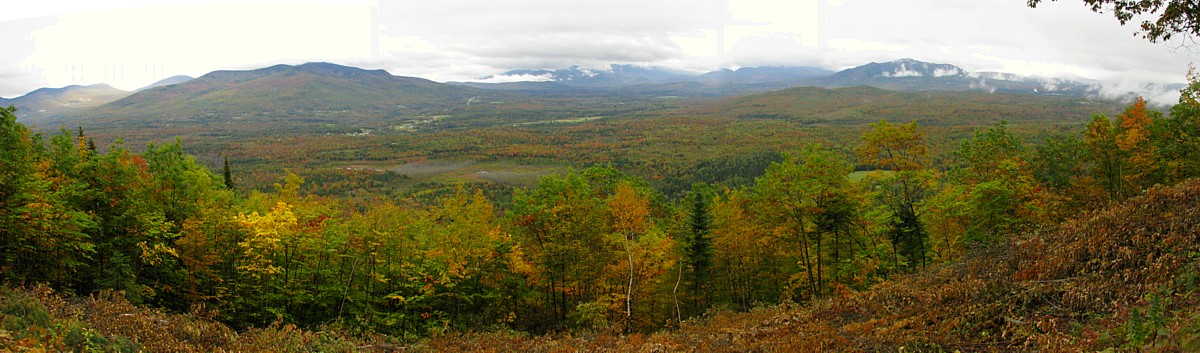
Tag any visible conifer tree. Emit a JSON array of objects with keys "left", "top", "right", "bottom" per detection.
[
  {"left": 685, "top": 183, "right": 712, "bottom": 313},
  {"left": 223, "top": 157, "right": 234, "bottom": 189}
]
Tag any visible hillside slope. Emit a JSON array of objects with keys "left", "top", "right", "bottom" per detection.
[
  {"left": 420, "top": 179, "right": 1200, "bottom": 352},
  {"left": 0, "top": 84, "right": 129, "bottom": 127}
]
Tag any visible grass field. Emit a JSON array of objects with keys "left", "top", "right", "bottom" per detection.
[
  {"left": 516, "top": 116, "right": 606, "bottom": 125},
  {"left": 848, "top": 170, "right": 895, "bottom": 182},
  {"left": 347, "top": 159, "right": 566, "bottom": 187}
]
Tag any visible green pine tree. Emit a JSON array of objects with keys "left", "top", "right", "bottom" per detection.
[{"left": 223, "top": 157, "right": 234, "bottom": 190}]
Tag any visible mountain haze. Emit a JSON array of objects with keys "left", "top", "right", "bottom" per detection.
[
  {"left": 697, "top": 66, "right": 833, "bottom": 86},
  {"left": 0, "top": 84, "right": 130, "bottom": 127},
  {"left": 471, "top": 64, "right": 835, "bottom": 95},
  {"left": 481, "top": 64, "right": 694, "bottom": 87},
  {"left": 135, "top": 75, "right": 194, "bottom": 92},
  {"left": 471, "top": 58, "right": 1177, "bottom": 102}
]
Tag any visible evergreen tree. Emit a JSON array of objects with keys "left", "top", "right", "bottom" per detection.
[
  {"left": 685, "top": 183, "right": 712, "bottom": 314},
  {"left": 223, "top": 157, "right": 234, "bottom": 190}
]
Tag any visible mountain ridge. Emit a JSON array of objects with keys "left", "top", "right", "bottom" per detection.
[
  {"left": 15, "top": 59, "right": 1184, "bottom": 128},
  {"left": 136, "top": 75, "right": 195, "bottom": 92},
  {"left": 60, "top": 62, "right": 487, "bottom": 126}
]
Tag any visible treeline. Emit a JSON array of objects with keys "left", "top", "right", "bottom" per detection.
[{"left": 1, "top": 74, "right": 1197, "bottom": 338}]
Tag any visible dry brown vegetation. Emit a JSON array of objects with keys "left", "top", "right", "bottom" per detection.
[
  {"left": 0, "top": 286, "right": 399, "bottom": 352},
  {"left": 415, "top": 179, "right": 1200, "bottom": 352}
]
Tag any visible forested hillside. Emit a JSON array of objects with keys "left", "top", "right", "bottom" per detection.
[{"left": 2, "top": 68, "right": 1198, "bottom": 351}]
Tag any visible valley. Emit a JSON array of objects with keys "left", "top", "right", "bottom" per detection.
[{"left": 5, "top": 60, "right": 1134, "bottom": 202}]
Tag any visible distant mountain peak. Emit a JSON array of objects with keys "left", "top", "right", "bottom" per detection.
[
  {"left": 815, "top": 59, "right": 1120, "bottom": 97},
  {"left": 22, "top": 83, "right": 115, "bottom": 97},
  {"left": 0, "top": 83, "right": 129, "bottom": 125},
  {"left": 137, "top": 75, "right": 194, "bottom": 92},
  {"left": 297, "top": 62, "right": 342, "bottom": 69},
  {"left": 196, "top": 62, "right": 394, "bottom": 83},
  {"left": 293, "top": 62, "right": 391, "bottom": 77},
  {"left": 849, "top": 59, "right": 967, "bottom": 79}
]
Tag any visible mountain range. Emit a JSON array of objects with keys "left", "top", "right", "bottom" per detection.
[
  {"left": 4, "top": 59, "right": 1183, "bottom": 127},
  {"left": 472, "top": 58, "right": 1183, "bottom": 99},
  {"left": 466, "top": 65, "right": 835, "bottom": 95}
]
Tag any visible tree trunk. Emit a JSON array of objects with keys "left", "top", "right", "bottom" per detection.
[
  {"left": 625, "top": 236, "right": 634, "bottom": 333},
  {"left": 798, "top": 225, "right": 817, "bottom": 299},
  {"left": 672, "top": 260, "right": 682, "bottom": 325}
]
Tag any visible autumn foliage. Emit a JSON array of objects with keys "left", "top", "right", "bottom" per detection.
[{"left": 416, "top": 179, "right": 1200, "bottom": 352}]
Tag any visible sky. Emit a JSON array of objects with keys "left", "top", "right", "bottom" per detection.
[{"left": 1, "top": 0, "right": 1195, "bottom": 100}]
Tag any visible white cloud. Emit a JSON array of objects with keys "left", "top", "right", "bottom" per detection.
[
  {"left": 969, "top": 78, "right": 997, "bottom": 94},
  {"left": 724, "top": 0, "right": 819, "bottom": 49},
  {"left": 671, "top": 29, "right": 723, "bottom": 58},
  {"left": 883, "top": 64, "right": 923, "bottom": 78},
  {"left": 828, "top": 39, "right": 908, "bottom": 52},
  {"left": 474, "top": 73, "right": 555, "bottom": 83},
  {"left": 13, "top": 1, "right": 372, "bottom": 93},
  {"left": 379, "top": 36, "right": 441, "bottom": 55},
  {"left": 932, "top": 67, "right": 962, "bottom": 77},
  {"left": 1097, "top": 80, "right": 1183, "bottom": 106},
  {"left": 969, "top": 53, "right": 1093, "bottom": 79}
]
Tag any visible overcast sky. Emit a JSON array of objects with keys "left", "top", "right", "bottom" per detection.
[{"left": 1, "top": 0, "right": 1194, "bottom": 99}]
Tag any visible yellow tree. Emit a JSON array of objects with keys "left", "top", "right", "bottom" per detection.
[
  {"left": 422, "top": 188, "right": 503, "bottom": 280},
  {"left": 175, "top": 193, "right": 241, "bottom": 305},
  {"left": 508, "top": 170, "right": 615, "bottom": 330},
  {"left": 1083, "top": 97, "right": 1164, "bottom": 203},
  {"left": 855, "top": 120, "right": 929, "bottom": 173},
  {"left": 609, "top": 183, "right": 650, "bottom": 332},
  {"left": 235, "top": 201, "right": 296, "bottom": 279},
  {"left": 409, "top": 187, "right": 515, "bottom": 329},
  {"left": 708, "top": 189, "right": 783, "bottom": 308}
]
